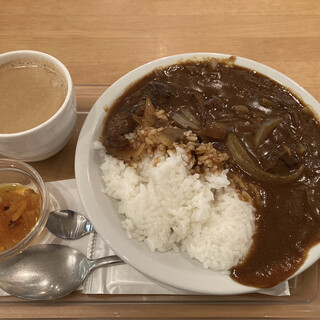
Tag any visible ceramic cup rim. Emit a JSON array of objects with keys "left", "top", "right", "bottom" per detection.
[{"left": 0, "top": 50, "right": 73, "bottom": 137}]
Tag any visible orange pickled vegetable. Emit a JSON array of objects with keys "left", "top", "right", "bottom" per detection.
[{"left": 0, "top": 184, "right": 41, "bottom": 252}]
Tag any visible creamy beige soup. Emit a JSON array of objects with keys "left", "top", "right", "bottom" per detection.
[{"left": 0, "top": 58, "right": 67, "bottom": 134}]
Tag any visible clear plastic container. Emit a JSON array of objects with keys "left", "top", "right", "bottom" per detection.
[{"left": 0, "top": 158, "right": 49, "bottom": 261}]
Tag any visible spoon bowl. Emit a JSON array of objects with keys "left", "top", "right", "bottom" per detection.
[
  {"left": 0, "top": 244, "right": 123, "bottom": 300},
  {"left": 46, "top": 209, "right": 95, "bottom": 239}
]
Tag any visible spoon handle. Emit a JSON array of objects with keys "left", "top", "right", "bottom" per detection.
[{"left": 89, "top": 255, "right": 124, "bottom": 271}]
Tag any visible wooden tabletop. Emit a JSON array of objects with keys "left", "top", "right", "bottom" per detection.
[
  {"left": 1, "top": 0, "right": 320, "bottom": 318},
  {"left": 1, "top": 0, "right": 320, "bottom": 99}
]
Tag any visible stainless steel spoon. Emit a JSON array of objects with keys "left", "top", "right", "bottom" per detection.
[
  {"left": 46, "top": 209, "right": 95, "bottom": 239},
  {"left": 0, "top": 244, "right": 124, "bottom": 300}
]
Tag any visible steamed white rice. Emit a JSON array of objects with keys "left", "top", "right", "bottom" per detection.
[{"left": 96, "top": 143, "right": 255, "bottom": 271}]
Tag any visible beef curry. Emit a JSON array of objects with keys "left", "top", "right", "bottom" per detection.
[{"left": 101, "top": 58, "right": 320, "bottom": 288}]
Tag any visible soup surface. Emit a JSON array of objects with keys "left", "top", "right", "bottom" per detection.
[
  {"left": 101, "top": 58, "right": 320, "bottom": 288},
  {"left": 0, "top": 58, "right": 67, "bottom": 134}
]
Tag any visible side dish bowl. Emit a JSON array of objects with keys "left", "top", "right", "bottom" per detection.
[
  {"left": 0, "top": 159, "right": 49, "bottom": 261},
  {"left": 75, "top": 53, "right": 320, "bottom": 294}
]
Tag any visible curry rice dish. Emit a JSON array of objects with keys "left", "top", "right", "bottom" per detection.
[{"left": 99, "top": 58, "right": 320, "bottom": 288}]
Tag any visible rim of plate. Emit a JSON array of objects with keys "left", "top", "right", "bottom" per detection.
[{"left": 75, "top": 52, "right": 320, "bottom": 294}]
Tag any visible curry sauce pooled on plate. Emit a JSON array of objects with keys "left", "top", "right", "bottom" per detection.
[{"left": 100, "top": 57, "right": 320, "bottom": 288}]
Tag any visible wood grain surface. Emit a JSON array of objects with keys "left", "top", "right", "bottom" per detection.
[
  {"left": 1, "top": 0, "right": 320, "bottom": 318},
  {"left": 1, "top": 0, "right": 319, "bottom": 100}
]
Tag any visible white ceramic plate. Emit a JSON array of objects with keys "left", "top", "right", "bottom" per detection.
[{"left": 75, "top": 53, "right": 320, "bottom": 294}]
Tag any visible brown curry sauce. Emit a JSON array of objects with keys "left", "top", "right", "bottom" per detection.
[{"left": 101, "top": 59, "right": 320, "bottom": 288}]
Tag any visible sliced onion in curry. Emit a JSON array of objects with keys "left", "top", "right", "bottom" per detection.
[
  {"left": 142, "top": 97, "right": 157, "bottom": 127},
  {"left": 180, "top": 108, "right": 201, "bottom": 128},
  {"left": 253, "top": 117, "right": 282, "bottom": 147},
  {"left": 226, "top": 133, "right": 304, "bottom": 184},
  {"left": 171, "top": 112, "right": 200, "bottom": 130},
  {"left": 133, "top": 114, "right": 143, "bottom": 125}
]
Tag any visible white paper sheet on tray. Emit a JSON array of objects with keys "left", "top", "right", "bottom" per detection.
[{"left": 0, "top": 179, "right": 289, "bottom": 296}]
